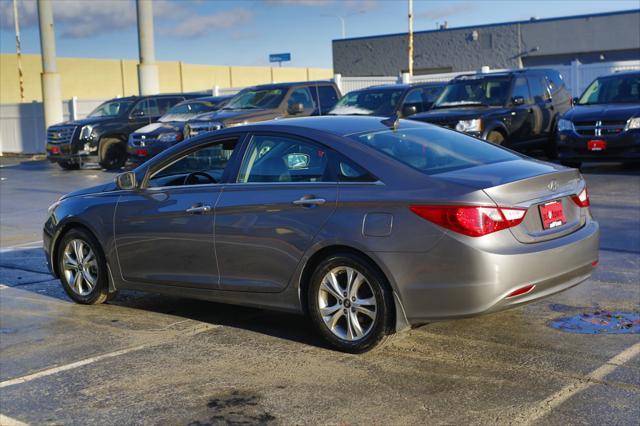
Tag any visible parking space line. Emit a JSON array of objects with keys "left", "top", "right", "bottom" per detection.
[
  {"left": 516, "top": 342, "right": 640, "bottom": 424},
  {"left": 0, "top": 413, "right": 29, "bottom": 426},
  {"left": 0, "top": 241, "right": 43, "bottom": 253},
  {"left": 0, "top": 324, "right": 219, "bottom": 389}
]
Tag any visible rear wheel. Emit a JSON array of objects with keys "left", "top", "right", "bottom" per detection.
[
  {"left": 308, "top": 253, "right": 394, "bottom": 353},
  {"left": 486, "top": 130, "right": 505, "bottom": 145},
  {"left": 58, "top": 160, "right": 79, "bottom": 170},
  {"left": 99, "top": 138, "right": 127, "bottom": 170},
  {"left": 57, "top": 228, "right": 110, "bottom": 305}
]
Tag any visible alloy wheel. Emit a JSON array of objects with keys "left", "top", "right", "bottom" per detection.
[
  {"left": 317, "top": 266, "right": 377, "bottom": 341},
  {"left": 62, "top": 239, "right": 98, "bottom": 296}
]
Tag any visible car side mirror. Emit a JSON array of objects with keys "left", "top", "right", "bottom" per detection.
[
  {"left": 572, "top": 97, "right": 579, "bottom": 105},
  {"left": 402, "top": 105, "right": 418, "bottom": 117},
  {"left": 288, "top": 103, "right": 305, "bottom": 115},
  {"left": 511, "top": 96, "right": 525, "bottom": 106},
  {"left": 115, "top": 171, "right": 137, "bottom": 190}
]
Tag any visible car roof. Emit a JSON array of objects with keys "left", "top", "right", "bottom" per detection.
[
  {"left": 219, "top": 115, "right": 430, "bottom": 137},
  {"left": 244, "top": 80, "right": 335, "bottom": 90},
  {"left": 606, "top": 70, "right": 640, "bottom": 78},
  {"left": 354, "top": 82, "right": 445, "bottom": 92}
]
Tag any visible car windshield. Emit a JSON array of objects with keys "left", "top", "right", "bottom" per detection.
[
  {"left": 159, "top": 101, "right": 218, "bottom": 122},
  {"left": 435, "top": 77, "right": 511, "bottom": 107},
  {"left": 223, "top": 89, "right": 285, "bottom": 110},
  {"left": 88, "top": 100, "right": 134, "bottom": 117},
  {"left": 578, "top": 74, "right": 640, "bottom": 105},
  {"left": 349, "top": 125, "right": 519, "bottom": 175},
  {"left": 330, "top": 89, "right": 405, "bottom": 116}
]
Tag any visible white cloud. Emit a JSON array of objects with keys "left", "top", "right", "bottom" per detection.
[
  {"left": 0, "top": 0, "right": 187, "bottom": 38},
  {"left": 171, "top": 8, "right": 254, "bottom": 39},
  {"left": 266, "top": 0, "right": 333, "bottom": 6}
]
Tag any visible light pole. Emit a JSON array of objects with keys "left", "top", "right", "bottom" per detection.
[
  {"left": 12, "top": 0, "right": 25, "bottom": 102},
  {"left": 136, "top": 0, "right": 159, "bottom": 95},
  {"left": 321, "top": 13, "right": 346, "bottom": 39},
  {"left": 37, "top": 0, "right": 63, "bottom": 130},
  {"left": 408, "top": 0, "right": 414, "bottom": 77}
]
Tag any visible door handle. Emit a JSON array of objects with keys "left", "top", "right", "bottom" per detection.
[
  {"left": 186, "top": 205, "right": 211, "bottom": 214},
  {"left": 292, "top": 197, "right": 326, "bottom": 206}
]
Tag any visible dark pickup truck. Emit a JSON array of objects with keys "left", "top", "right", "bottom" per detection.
[
  {"left": 46, "top": 93, "right": 201, "bottom": 170},
  {"left": 184, "top": 81, "right": 341, "bottom": 138}
]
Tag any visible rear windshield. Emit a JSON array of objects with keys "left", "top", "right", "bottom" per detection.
[{"left": 348, "top": 126, "right": 519, "bottom": 175}]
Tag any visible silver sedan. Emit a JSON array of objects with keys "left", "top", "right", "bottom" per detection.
[{"left": 44, "top": 116, "right": 599, "bottom": 353}]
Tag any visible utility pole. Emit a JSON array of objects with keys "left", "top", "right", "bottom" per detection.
[
  {"left": 37, "top": 0, "right": 62, "bottom": 129},
  {"left": 13, "top": 0, "right": 25, "bottom": 102},
  {"left": 408, "top": 0, "right": 414, "bottom": 77},
  {"left": 136, "top": 0, "right": 159, "bottom": 95}
]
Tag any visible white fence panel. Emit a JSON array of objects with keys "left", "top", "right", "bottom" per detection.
[
  {"left": 0, "top": 103, "right": 45, "bottom": 154},
  {"left": 338, "top": 76, "right": 399, "bottom": 94}
]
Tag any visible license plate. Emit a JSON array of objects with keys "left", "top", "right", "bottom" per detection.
[
  {"left": 539, "top": 200, "right": 566, "bottom": 229},
  {"left": 587, "top": 140, "right": 607, "bottom": 151}
]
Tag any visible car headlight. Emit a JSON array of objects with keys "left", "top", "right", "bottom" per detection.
[
  {"left": 624, "top": 117, "right": 640, "bottom": 131},
  {"left": 455, "top": 119, "right": 482, "bottom": 133},
  {"left": 157, "top": 132, "right": 183, "bottom": 143},
  {"left": 557, "top": 118, "right": 575, "bottom": 132},
  {"left": 47, "top": 198, "right": 62, "bottom": 214},
  {"left": 79, "top": 125, "right": 94, "bottom": 140}
]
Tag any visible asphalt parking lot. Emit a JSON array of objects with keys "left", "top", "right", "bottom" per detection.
[{"left": 0, "top": 158, "right": 638, "bottom": 425}]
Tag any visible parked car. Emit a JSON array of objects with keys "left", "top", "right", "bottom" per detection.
[
  {"left": 328, "top": 82, "right": 445, "bottom": 117},
  {"left": 409, "top": 69, "right": 572, "bottom": 156},
  {"left": 556, "top": 71, "right": 640, "bottom": 168},
  {"left": 183, "top": 81, "right": 341, "bottom": 138},
  {"left": 44, "top": 116, "right": 599, "bottom": 353},
  {"left": 46, "top": 93, "right": 202, "bottom": 170},
  {"left": 127, "top": 95, "right": 232, "bottom": 166}
]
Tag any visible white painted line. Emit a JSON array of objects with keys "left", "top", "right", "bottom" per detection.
[
  {"left": 0, "top": 414, "right": 29, "bottom": 426},
  {"left": 0, "top": 241, "right": 43, "bottom": 253},
  {"left": 517, "top": 342, "right": 640, "bottom": 424}
]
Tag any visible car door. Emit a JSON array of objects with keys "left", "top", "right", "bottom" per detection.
[
  {"left": 314, "top": 84, "right": 340, "bottom": 115},
  {"left": 114, "top": 137, "right": 241, "bottom": 288},
  {"left": 214, "top": 133, "right": 338, "bottom": 292},
  {"left": 507, "top": 76, "right": 538, "bottom": 146}
]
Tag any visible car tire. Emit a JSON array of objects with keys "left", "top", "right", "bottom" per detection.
[
  {"left": 307, "top": 253, "right": 394, "bottom": 353},
  {"left": 58, "top": 160, "right": 79, "bottom": 170},
  {"left": 99, "top": 138, "right": 127, "bottom": 170},
  {"left": 57, "top": 228, "right": 110, "bottom": 305},
  {"left": 560, "top": 161, "right": 582, "bottom": 169},
  {"left": 486, "top": 130, "right": 505, "bottom": 145}
]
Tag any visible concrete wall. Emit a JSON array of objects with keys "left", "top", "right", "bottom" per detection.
[
  {"left": 333, "top": 10, "right": 640, "bottom": 76},
  {"left": 0, "top": 54, "right": 333, "bottom": 104}
]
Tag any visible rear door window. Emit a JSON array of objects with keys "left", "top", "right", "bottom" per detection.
[
  {"left": 349, "top": 125, "right": 519, "bottom": 175},
  {"left": 157, "top": 97, "right": 184, "bottom": 115},
  {"left": 528, "top": 77, "right": 550, "bottom": 102},
  {"left": 511, "top": 77, "right": 532, "bottom": 104},
  {"left": 288, "top": 87, "right": 316, "bottom": 111},
  {"left": 316, "top": 85, "right": 340, "bottom": 113}
]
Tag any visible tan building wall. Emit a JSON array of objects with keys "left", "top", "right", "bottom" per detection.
[{"left": 0, "top": 54, "right": 333, "bottom": 104}]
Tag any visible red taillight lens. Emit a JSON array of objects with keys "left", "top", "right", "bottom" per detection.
[
  {"left": 409, "top": 205, "right": 527, "bottom": 237},
  {"left": 135, "top": 148, "right": 148, "bottom": 157},
  {"left": 571, "top": 187, "right": 590, "bottom": 207}
]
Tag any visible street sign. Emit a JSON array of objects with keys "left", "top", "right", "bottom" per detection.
[{"left": 269, "top": 53, "right": 291, "bottom": 63}]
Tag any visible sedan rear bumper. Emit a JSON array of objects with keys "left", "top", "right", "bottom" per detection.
[{"left": 375, "top": 220, "right": 599, "bottom": 324}]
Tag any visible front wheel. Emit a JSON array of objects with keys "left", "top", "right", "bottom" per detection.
[
  {"left": 308, "top": 253, "right": 394, "bottom": 353},
  {"left": 57, "top": 228, "right": 110, "bottom": 305},
  {"left": 486, "top": 130, "right": 505, "bottom": 145}
]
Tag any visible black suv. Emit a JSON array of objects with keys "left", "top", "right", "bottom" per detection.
[
  {"left": 556, "top": 71, "right": 640, "bottom": 168},
  {"left": 328, "top": 82, "right": 445, "bottom": 117},
  {"left": 184, "top": 81, "right": 341, "bottom": 138},
  {"left": 46, "top": 93, "right": 201, "bottom": 170},
  {"left": 410, "top": 69, "right": 571, "bottom": 155}
]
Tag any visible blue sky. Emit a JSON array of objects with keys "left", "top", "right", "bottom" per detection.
[{"left": 0, "top": 0, "right": 638, "bottom": 68}]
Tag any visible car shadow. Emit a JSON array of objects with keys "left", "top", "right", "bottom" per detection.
[{"left": 0, "top": 247, "right": 331, "bottom": 350}]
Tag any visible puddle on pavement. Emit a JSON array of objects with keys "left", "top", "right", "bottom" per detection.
[{"left": 550, "top": 310, "right": 640, "bottom": 334}]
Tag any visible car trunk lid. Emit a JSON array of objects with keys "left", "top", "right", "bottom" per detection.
[{"left": 435, "top": 159, "right": 586, "bottom": 243}]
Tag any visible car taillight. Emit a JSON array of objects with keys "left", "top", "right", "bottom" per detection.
[
  {"left": 135, "top": 148, "right": 149, "bottom": 157},
  {"left": 409, "top": 205, "right": 527, "bottom": 237},
  {"left": 571, "top": 187, "right": 590, "bottom": 207}
]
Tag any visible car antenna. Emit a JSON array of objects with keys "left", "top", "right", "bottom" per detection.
[{"left": 381, "top": 112, "right": 400, "bottom": 131}]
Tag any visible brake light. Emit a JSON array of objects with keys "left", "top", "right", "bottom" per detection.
[
  {"left": 571, "top": 187, "right": 590, "bottom": 207},
  {"left": 135, "top": 148, "right": 149, "bottom": 157},
  {"left": 409, "top": 205, "right": 527, "bottom": 237}
]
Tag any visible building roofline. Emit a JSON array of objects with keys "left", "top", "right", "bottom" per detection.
[{"left": 332, "top": 8, "right": 640, "bottom": 43}]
